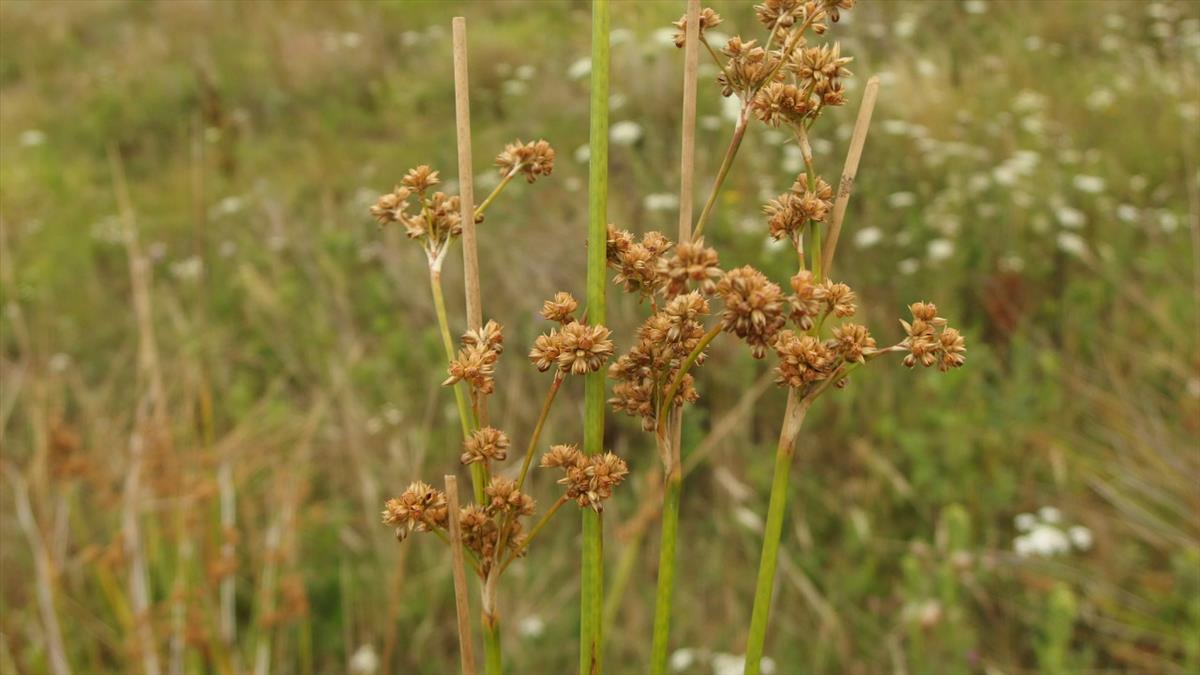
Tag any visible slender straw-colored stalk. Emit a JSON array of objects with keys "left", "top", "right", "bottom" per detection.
[
  {"left": 7, "top": 469, "right": 71, "bottom": 675},
  {"left": 453, "top": 16, "right": 488, "bottom": 431},
  {"left": 445, "top": 476, "right": 478, "bottom": 675},
  {"left": 820, "top": 75, "right": 879, "bottom": 276},
  {"left": 581, "top": 2, "right": 610, "bottom": 672},
  {"left": 429, "top": 267, "right": 485, "bottom": 503},
  {"left": 651, "top": 5, "right": 700, "bottom": 669},
  {"left": 744, "top": 390, "right": 811, "bottom": 675}
]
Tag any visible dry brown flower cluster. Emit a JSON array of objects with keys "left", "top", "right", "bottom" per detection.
[
  {"left": 765, "top": 176, "right": 833, "bottom": 240},
  {"left": 495, "top": 139, "right": 556, "bottom": 183},
  {"left": 529, "top": 294, "right": 616, "bottom": 375},
  {"left": 604, "top": 226, "right": 727, "bottom": 431},
  {"left": 539, "top": 444, "right": 630, "bottom": 512},
  {"left": 901, "top": 302, "right": 967, "bottom": 372},
  {"left": 444, "top": 319, "right": 504, "bottom": 395},
  {"left": 382, "top": 481, "right": 449, "bottom": 542},
  {"left": 370, "top": 166, "right": 462, "bottom": 261},
  {"left": 672, "top": 7, "right": 723, "bottom": 48}
]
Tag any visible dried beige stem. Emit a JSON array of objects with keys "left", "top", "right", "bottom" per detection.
[
  {"left": 453, "top": 16, "right": 488, "bottom": 428},
  {"left": 7, "top": 468, "right": 71, "bottom": 675},
  {"left": 677, "top": 0, "right": 701, "bottom": 242},
  {"left": 821, "top": 75, "right": 880, "bottom": 276},
  {"left": 444, "top": 476, "right": 478, "bottom": 675}
]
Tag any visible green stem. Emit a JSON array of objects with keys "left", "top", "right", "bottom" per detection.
[
  {"left": 811, "top": 217, "right": 823, "bottom": 282},
  {"left": 649, "top": 471, "right": 682, "bottom": 675},
  {"left": 474, "top": 170, "right": 517, "bottom": 221},
  {"left": 483, "top": 614, "right": 502, "bottom": 675},
  {"left": 429, "top": 268, "right": 484, "bottom": 504},
  {"left": 516, "top": 371, "right": 565, "bottom": 492},
  {"left": 745, "top": 390, "right": 810, "bottom": 675},
  {"left": 693, "top": 112, "right": 748, "bottom": 240},
  {"left": 582, "top": 2, "right": 610, "bottom": 673},
  {"left": 501, "top": 495, "right": 568, "bottom": 572},
  {"left": 657, "top": 323, "right": 723, "bottom": 425}
]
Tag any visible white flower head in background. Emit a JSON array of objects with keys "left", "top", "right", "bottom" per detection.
[
  {"left": 20, "top": 129, "right": 46, "bottom": 147},
  {"left": 1072, "top": 175, "right": 1106, "bottom": 194},
  {"left": 927, "top": 238, "right": 955, "bottom": 263},
  {"left": 1056, "top": 232, "right": 1089, "bottom": 258},
  {"left": 518, "top": 615, "right": 546, "bottom": 639},
  {"left": 854, "top": 226, "right": 883, "bottom": 249},
  {"left": 567, "top": 57, "right": 591, "bottom": 80},
  {"left": 349, "top": 645, "right": 379, "bottom": 675},
  {"left": 1013, "top": 507, "right": 1093, "bottom": 558},
  {"left": 643, "top": 193, "right": 679, "bottom": 212},
  {"left": 610, "top": 120, "right": 644, "bottom": 146}
]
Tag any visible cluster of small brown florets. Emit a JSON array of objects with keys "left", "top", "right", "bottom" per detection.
[
  {"left": 901, "top": 302, "right": 967, "bottom": 372},
  {"left": 604, "top": 226, "right": 728, "bottom": 430},
  {"left": 609, "top": 292, "right": 711, "bottom": 431},
  {"left": 495, "top": 139, "right": 556, "bottom": 183},
  {"left": 765, "top": 176, "right": 834, "bottom": 241},
  {"left": 444, "top": 319, "right": 505, "bottom": 395},
  {"left": 371, "top": 166, "right": 462, "bottom": 252},
  {"left": 672, "top": 3, "right": 855, "bottom": 127},
  {"left": 528, "top": 292, "right": 616, "bottom": 376},
  {"left": 381, "top": 479, "right": 532, "bottom": 571},
  {"left": 539, "top": 445, "right": 630, "bottom": 512}
]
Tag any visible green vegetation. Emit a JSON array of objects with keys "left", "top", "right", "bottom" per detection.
[{"left": 1, "top": 1, "right": 1197, "bottom": 673}]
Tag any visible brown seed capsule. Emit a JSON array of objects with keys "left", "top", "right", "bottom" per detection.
[
  {"left": 461, "top": 427, "right": 511, "bottom": 465},
  {"left": 660, "top": 238, "right": 723, "bottom": 298},
  {"left": 463, "top": 319, "right": 504, "bottom": 355},
  {"left": 717, "top": 266, "right": 787, "bottom": 359},
  {"left": 541, "top": 292, "right": 579, "bottom": 324},
  {"left": 773, "top": 329, "right": 835, "bottom": 388},
  {"left": 401, "top": 165, "right": 440, "bottom": 192},
  {"left": 555, "top": 322, "right": 615, "bottom": 375},
  {"left": 484, "top": 477, "right": 535, "bottom": 517},
  {"left": 672, "top": 7, "right": 724, "bottom": 48},
  {"left": 382, "top": 481, "right": 448, "bottom": 541},
  {"left": 832, "top": 323, "right": 876, "bottom": 363},
  {"left": 495, "top": 139, "right": 556, "bottom": 183}
]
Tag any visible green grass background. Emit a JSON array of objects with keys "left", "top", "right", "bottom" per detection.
[{"left": 1, "top": 1, "right": 1198, "bottom": 673}]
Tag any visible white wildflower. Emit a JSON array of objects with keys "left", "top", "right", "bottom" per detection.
[
  {"left": 926, "top": 238, "right": 955, "bottom": 262},
  {"left": 169, "top": 256, "right": 204, "bottom": 282},
  {"left": 610, "top": 121, "right": 644, "bottom": 146},
  {"left": 887, "top": 192, "right": 916, "bottom": 208},
  {"left": 898, "top": 258, "right": 920, "bottom": 275},
  {"left": 1039, "top": 506, "right": 1062, "bottom": 523},
  {"left": 1068, "top": 526, "right": 1093, "bottom": 551},
  {"left": 518, "top": 615, "right": 546, "bottom": 639},
  {"left": 19, "top": 129, "right": 46, "bottom": 147},
  {"left": 671, "top": 648, "right": 699, "bottom": 672},
  {"left": 711, "top": 652, "right": 746, "bottom": 675},
  {"left": 1072, "top": 175, "right": 1106, "bottom": 194},
  {"left": 643, "top": 193, "right": 679, "bottom": 212},
  {"left": 567, "top": 57, "right": 591, "bottom": 80},
  {"left": 854, "top": 227, "right": 883, "bottom": 249},
  {"left": 349, "top": 645, "right": 379, "bottom": 674},
  {"left": 1056, "top": 232, "right": 1089, "bottom": 258},
  {"left": 1055, "top": 206, "right": 1087, "bottom": 229}
]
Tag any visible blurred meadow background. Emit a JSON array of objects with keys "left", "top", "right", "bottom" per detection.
[{"left": 2, "top": 0, "right": 1199, "bottom": 673}]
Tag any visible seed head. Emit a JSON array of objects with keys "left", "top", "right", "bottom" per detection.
[
  {"left": 672, "top": 7, "right": 723, "bottom": 48},
  {"left": 773, "top": 329, "right": 835, "bottom": 388},
  {"left": 900, "top": 302, "right": 965, "bottom": 372},
  {"left": 813, "top": 280, "right": 857, "bottom": 317},
  {"left": 370, "top": 186, "right": 412, "bottom": 225},
  {"left": 401, "top": 165, "right": 440, "bottom": 192},
  {"left": 660, "top": 238, "right": 723, "bottom": 298},
  {"left": 755, "top": 0, "right": 806, "bottom": 31},
  {"left": 529, "top": 330, "right": 564, "bottom": 372},
  {"left": 462, "top": 319, "right": 504, "bottom": 355},
  {"left": 788, "top": 271, "right": 821, "bottom": 329},
  {"left": 792, "top": 43, "right": 853, "bottom": 99},
  {"left": 444, "top": 343, "right": 498, "bottom": 394},
  {"left": 752, "top": 82, "right": 812, "bottom": 128},
  {"left": 555, "top": 322, "right": 615, "bottom": 375},
  {"left": 382, "top": 481, "right": 448, "bottom": 541},
  {"left": 717, "top": 266, "right": 787, "bottom": 359},
  {"left": 832, "top": 323, "right": 876, "bottom": 363},
  {"left": 541, "top": 292, "right": 579, "bottom": 324},
  {"left": 484, "top": 477, "right": 535, "bottom": 517},
  {"left": 543, "top": 449, "right": 629, "bottom": 512},
  {"left": 495, "top": 139, "right": 556, "bottom": 183},
  {"left": 461, "top": 427, "right": 511, "bottom": 465}
]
